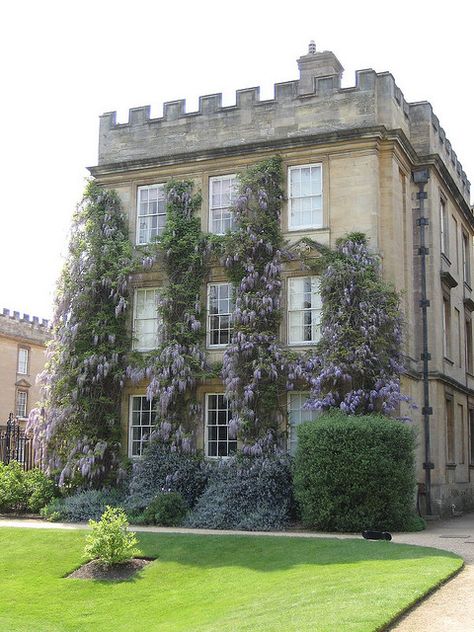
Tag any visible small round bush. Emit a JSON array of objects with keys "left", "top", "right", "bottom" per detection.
[
  {"left": 0, "top": 461, "right": 28, "bottom": 512},
  {"left": 293, "top": 412, "right": 417, "bottom": 532},
  {"left": 84, "top": 506, "right": 141, "bottom": 566},
  {"left": 24, "top": 469, "right": 56, "bottom": 513},
  {"left": 143, "top": 492, "right": 188, "bottom": 526}
]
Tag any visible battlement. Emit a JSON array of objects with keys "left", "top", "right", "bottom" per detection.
[
  {"left": 94, "top": 43, "right": 470, "bottom": 203},
  {"left": 0, "top": 308, "right": 51, "bottom": 345}
]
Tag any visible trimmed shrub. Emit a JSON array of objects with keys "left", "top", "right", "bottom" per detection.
[
  {"left": 143, "top": 492, "right": 188, "bottom": 526},
  {"left": 126, "top": 440, "right": 209, "bottom": 512},
  {"left": 24, "top": 469, "right": 56, "bottom": 513},
  {"left": 0, "top": 461, "right": 28, "bottom": 512},
  {"left": 84, "top": 506, "right": 140, "bottom": 566},
  {"left": 185, "top": 453, "right": 293, "bottom": 531},
  {"left": 293, "top": 411, "right": 417, "bottom": 532},
  {"left": 41, "top": 488, "right": 123, "bottom": 522},
  {"left": 0, "top": 463, "right": 55, "bottom": 514}
]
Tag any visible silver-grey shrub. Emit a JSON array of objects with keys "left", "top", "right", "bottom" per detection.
[
  {"left": 125, "top": 440, "right": 209, "bottom": 513},
  {"left": 184, "top": 453, "right": 293, "bottom": 531},
  {"left": 41, "top": 489, "right": 124, "bottom": 522}
]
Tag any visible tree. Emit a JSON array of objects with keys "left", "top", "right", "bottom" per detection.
[{"left": 29, "top": 182, "right": 133, "bottom": 487}]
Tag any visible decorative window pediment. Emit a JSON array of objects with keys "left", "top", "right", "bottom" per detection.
[{"left": 15, "top": 378, "right": 31, "bottom": 389}]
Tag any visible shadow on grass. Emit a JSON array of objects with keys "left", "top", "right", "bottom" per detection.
[{"left": 133, "top": 532, "right": 461, "bottom": 573}]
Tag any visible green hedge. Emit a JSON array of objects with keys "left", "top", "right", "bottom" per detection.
[
  {"left": 293, "top": 412, "right": 417, "bottom": 532},
  {"left": 0, "top": 462, "right": 56, "bottom": 514}
]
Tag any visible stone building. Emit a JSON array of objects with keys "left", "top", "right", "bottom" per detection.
[
  {"left": 89, "top": 43, "right": 473, "bottom": 515},
  {"left": 0, "top": 309, "right": 50, "bottom": 426}
]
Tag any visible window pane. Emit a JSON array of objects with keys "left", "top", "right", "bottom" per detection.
[
  {"left": 16, "top": 391, "right": 27, "bottom": 417},
  {"left": 209, "top": 175, "right": 237, "bottom": 234},
  {"left": 288, "top": 277, "right": 321, "bottom": 343},
  {"left": 136, "top": 185, "right": 166, "bottom": 244},
  {"left": 289, "top": 165, "right": 323, "bottom": 230},
  {"left": 133, "top": 289, "right": 161, "bottom": 351},
  {"left": 206, "top": 394, "right": 232, "bottom": 457},
  {"left": 129, "top": 396, "right": 157, "bottom": 457},
  {"left": 18, "top": 348, "right": 29, "bottom": 374},
  {"left": 288, "top": 393, "right": 319, "bottom": 454},
  {"left": 208, "top": 283, "right": 234, "bottom": 346}
]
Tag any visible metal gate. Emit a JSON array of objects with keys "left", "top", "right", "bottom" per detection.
[{"left": 0, "top": 413, "right": 34, "bottom": 470}]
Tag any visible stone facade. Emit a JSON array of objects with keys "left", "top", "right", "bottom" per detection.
[
  {"left": 0, "top": 309, "right": 50, "bottom": 426},
  {"left": 89, "top": 43, "right": 474, "bottom": 516}
]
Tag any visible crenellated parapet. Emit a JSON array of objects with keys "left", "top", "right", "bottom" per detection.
[
  {"left": 408, "top": 101, "right": 470, "bottom": 200},
  {"left": 94, "top": 43, "right": 470, "bottom": 203},
  {"left": 0, "top": 308, "right": 51, "bottom": 345}
]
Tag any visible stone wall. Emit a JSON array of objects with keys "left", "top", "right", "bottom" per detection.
[{"left": 94, "top": 47, "right": 470, "bottom": 206}]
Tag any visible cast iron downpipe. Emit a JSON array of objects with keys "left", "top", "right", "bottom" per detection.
[{"left": 413, "top": 167, "right": 434, "bottom": 516}]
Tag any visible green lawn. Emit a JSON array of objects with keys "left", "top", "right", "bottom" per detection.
[{"left": 0, "top": 528, "right": 462, "bottom": 632}]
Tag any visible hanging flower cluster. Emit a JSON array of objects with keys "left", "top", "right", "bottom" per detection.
[
  {"left": 28, "top": 182, "right": 134, "bottom": 487},
  {"left": 127, "top": 180, "right": 209, "bottom": 449},
  {"left": 221, "top": 157, "right": 292, "bottom": 451},
  {"left": 304, "top": 233, "right": 406, "bottom": 415}
]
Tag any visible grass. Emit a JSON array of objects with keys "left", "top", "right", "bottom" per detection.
[{"left": 0, "top": 527, "right": 462, "bottom": 632}]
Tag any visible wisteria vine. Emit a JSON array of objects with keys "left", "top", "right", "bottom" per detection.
[
  {"left": 303, "top": 233, "right": 406, "bottom": 415},
  {"left": 30, "top": 164, "right": 407, "bottom": 488},
  {"left": 28, "top": 182, "right": 134, "bottom": 487},
  {"left": 126, "top": 180, "right": 209, "bottom": 451},
  {"left": 221, "top": 157, "right": 292, "bottom": 452}
]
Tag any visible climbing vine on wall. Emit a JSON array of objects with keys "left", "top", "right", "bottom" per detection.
[
  {"left": 221, "top": 157, "right": 292, "bottom": 452},
  {"left": 29, "top": 182, "right": 134, "bottom": 488},
  {"left": 303, "top": 233, "right": 406, "bottom": 415},
  {"left": 31, "top": 165, "right": 407, "bottom": 489},
  {"left": 127, "top": 180, "right": 209, "bottom": 451}
]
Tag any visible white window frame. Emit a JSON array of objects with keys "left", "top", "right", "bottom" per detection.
[
  {"left": 208, "top": 174, "right": 237, "bottom": 235},
  {"left": 287, "top": 276, "right": 322, "bottom": 345},
  {"left": 462, "top": 230, "right": 471, "bottom": 286},
  {"left": 287, "top": 392, "right": 319, "bottom": 455},
  {"left": 136, "top": 183, "right": 167, "bottom": 245},
  {"left": 207, "top": 282, "right": 234, "bottom": 348},
  {"left": 440, "top": 197, "right": 448, "bottom": 256},
  {"left": 128, "top": 395, "right": 157, "bottom": 458},
  {"left": 205, "top": 393, "right": 237, "bottom": 458},
  {"left": 288, "top": 163, "right": 323, "bottom": 231},
  {"left": 16, "top": 390, "right": 28, "bottom": 419},
  {"left": 132, "top": 288, "right": 161, "bottom": 352},
  {"left": 17, "top": 347, "right": 29, "bottom": 374}
]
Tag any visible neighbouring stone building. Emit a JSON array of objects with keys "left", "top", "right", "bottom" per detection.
[
  {"left": 89, "top": 43, "right": 473, "bottom": 515},
  {"left": 0, "top": 309, "right": 50, "bottom": 426}
]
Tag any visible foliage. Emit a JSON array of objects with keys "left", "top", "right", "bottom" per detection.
[
  {"left": 304, "top": 233, "right": 405, "bottom": 415},
  {"left": 127, "top": 179, "right": 209, "bottom": 449},
  {"left": 126, "top": 437, "right": 209, "bottom": 512},
  {"left": 40, "top": 488, "right": 123, "bottom": 522},
  {"left": 142, "top": 492, "right": 188, "bottom": 526},
  {"left": 185, "top": 452, "right": 293, "bottom": 531},
  {"left": 293, "top": 411, "right": 417, "bottom": 531},
  {"left": 0, "top": 528, "right": 463, "bottom": 632},
  {"left": 0, "top": 462, "right": 29, "bottom": 512},
  {"left": 28, "top": 181, "right": 134, "bottom": 488},
  {"left": 0, "top": 462, "right": 55, "bottom": 514},
  {"left": 221, "top": 157, "right": 291, "bottom": 450},
  {"left": 24, "top": 468, "right": 56, "bottom": 513},
  {"left": 84, "top": 506, "right": 140, "bottom": 566}
]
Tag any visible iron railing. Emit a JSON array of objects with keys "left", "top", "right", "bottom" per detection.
[{"left": 0, "top": 413, "right": 35, "bottom": 470}]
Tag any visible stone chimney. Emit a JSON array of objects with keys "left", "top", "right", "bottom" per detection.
[{"left": 297, "top": 41, "right": 344, "bottom": 95}]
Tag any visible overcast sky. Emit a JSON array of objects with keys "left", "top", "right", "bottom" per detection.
[{"left": 1, "top": 0, "right": 472, "bottom": 320}]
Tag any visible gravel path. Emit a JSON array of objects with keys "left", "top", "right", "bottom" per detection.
[
  {"left": 388, "top": 513, "right": 474, "bottom": 631},
  {"left": 2, "top": 513, "right": 473, "bottom": 630}
]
